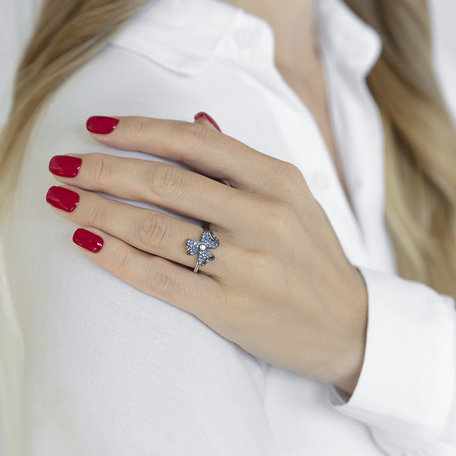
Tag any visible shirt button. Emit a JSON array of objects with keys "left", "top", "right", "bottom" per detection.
[
  {"left": 234, "top": 27, "right": 255, "bottom": 48},
  {"left": 309, "top": 171, "right": 330, "bottom": 190}
]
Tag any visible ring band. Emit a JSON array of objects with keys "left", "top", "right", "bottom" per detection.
[{"left": 185, "top": 230, "right": 220, "bottom": 273}]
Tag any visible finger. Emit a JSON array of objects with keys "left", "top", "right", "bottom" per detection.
[
  {"left": 85, "top": 115, "right": 309, "bottom": 201},
  {"left": 193, "top": 112, "right": 232, "bottom": 188},
  {"left": 45, "top": 184, "right": 243, "bottom": 279},
  {"left": 49, "top": 152, "right": 257, "bottom": 230},
  {"left": 193, "top": 111, "right": 222, "bottom": 132},
  {"left": 70, "top": 226, "right": 222, "bottom": 322}
]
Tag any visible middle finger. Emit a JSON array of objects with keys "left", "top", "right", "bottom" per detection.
[
  {"left": 49, "top": 153, "right": 256, "bottom": 231},
  {"left": 45, "top": 184, "right": 243, "bottom": 278}
]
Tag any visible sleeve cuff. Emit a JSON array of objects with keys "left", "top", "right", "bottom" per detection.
[{"left": 326, "top": 266, "right": 456, "bottom": 448}]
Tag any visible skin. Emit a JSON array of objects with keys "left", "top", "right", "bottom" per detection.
[{"left": 47, "top": 114, "right": 368, "bottom": 398}]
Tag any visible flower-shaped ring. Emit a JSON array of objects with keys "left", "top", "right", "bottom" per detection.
[{"left": 185, "top": 230, "right": 220, "bottom": 273}]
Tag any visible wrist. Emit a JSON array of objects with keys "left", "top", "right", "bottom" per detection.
[{"left": 330, "top": 266, "right": 368, "bottom": 396}]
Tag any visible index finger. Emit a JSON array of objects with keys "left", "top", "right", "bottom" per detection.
[{"left": 86, "top": 115, "right": 306, "bottom": 199}]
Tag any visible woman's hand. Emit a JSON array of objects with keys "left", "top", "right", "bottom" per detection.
[{"left": 46, "top": 113, "right": 368, "bottom": 397}]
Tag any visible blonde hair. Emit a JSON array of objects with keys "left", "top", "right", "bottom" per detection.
[
  {"left": 0, "top": 0, "right": 455, "bottom": 453},
  {"left": 345, "top": 0, "right": 456, "bottom": 298}
]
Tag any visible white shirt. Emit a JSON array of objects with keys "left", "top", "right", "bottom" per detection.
[{"left": 1, "top": 0, "right": 455, "bottom": 454}]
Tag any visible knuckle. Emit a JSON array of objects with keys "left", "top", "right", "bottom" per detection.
[
  {"left": 92, "top": 153, "right": 112, "bottom": 187},
  {"left": 284, "top": 162, "right": 303, "bottom": 180},
  {"left": 245, "top": 250, "right": 277, "bottom": 285},
  {"left": 145, "top": 262, "right": 174, "bottom": 295},
  {"left": 181, "top": 121, "right": 214, "bottom": 150},
  {"left": 227, "top": 248, "right": 272, "bottom": 292},
  {"left": 87, "top": 200, "right": 105, "bottom": 227},
  {"left": 133, "top": 117, "right": 151, "bottom": 142},
  {"left": 269, "top": 161, "right": 305, "bottom": 195},
  {"left": 277, "top": 161, "right": 303, "bottom": 185},
  {"left": 150, "top": 164, "right": 187, "bottom": 199},
  {"left": 266, "top": 199, "right": 296, "bottom": 236},
  {"left": 249, "top": 249, "right": 273, "bottom": 272},
  {"left": 134, "top": 214, "right": 170, "bottom": 249},
  {"left": 112, "top": 248, "right": 130, "bottom": 275}
]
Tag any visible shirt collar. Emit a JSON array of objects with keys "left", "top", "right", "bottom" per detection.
[
  {"left": 317, "top": 0, "right": 382, "bottom": 77},
  {"left": 110, "top": 0, "right": 382, "bottom": 77}
]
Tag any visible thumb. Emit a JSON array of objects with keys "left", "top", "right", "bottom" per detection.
[{"left": 193, "top": 111, "right": 222, "bottom": 132}]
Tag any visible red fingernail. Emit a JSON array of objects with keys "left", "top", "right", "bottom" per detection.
[
  {"left": 86, "top": 116, "right": 119, "bottom": 134},
  {"left": 46, "top": 186, "right": 80, "bottom": 212},
  {"left": 194, "top": 112, "right": 222, "bottom": 132},
  {"left": 73, "top": 228, "right": 104, "bottom": 253},
  {"left": 49, "top": 155, "right": 82, "bottom": 177}
]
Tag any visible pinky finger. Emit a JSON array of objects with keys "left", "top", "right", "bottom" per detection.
[{"left": 72, "top": 227, "right": 219, "bottom": 319}]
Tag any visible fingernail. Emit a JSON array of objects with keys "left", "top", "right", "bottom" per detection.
[
  {"left": 86, "top": 116, "right": 119, "bottom": 134},
  {"left": 194, "top": 112, "right": 222, "bottom": 132},
  {"left": 73, "top": 228, "right": 104, "bottom": 253},
  {"left": 46, "top": 186, "right": 79, "bottom": 212},
  {"left": 49, "top": 155, "right": 82, "bottom": 177}
]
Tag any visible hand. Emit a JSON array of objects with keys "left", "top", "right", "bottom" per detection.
[{"left": 46, "top": 113, "right": 368, "bottom": 396}]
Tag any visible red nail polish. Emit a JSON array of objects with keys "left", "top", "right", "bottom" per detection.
[
  {"left": 194, "top": 112, "right": 222, "bottom": 132},
  {"left": 73, "top": 228, "right": 104, "bottom": 253},
  {"left": 49, "top": 155, "right": 82, "bottom": 177},
  {"left": 86, "top": 116, "right": 119, "bottom": 134},
  {"left": 46, "top": 186, "right": 80, "bottom": 212}
]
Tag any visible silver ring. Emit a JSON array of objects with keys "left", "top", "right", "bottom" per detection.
[{"left": 185, "top": 230, "right": 220, "bottom": 273}]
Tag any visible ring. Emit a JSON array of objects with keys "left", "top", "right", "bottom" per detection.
[{"left": 185, "top": 230, "right": 220, "bottom": 273}]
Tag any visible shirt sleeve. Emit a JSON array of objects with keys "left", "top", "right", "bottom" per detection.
[{"left": 326, "top": 266, "right": 456, "bottom": 455}]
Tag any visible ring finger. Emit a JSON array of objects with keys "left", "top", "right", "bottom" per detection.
[{"left": 45, "top": 184, "right": 241, "bottom": 279}]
